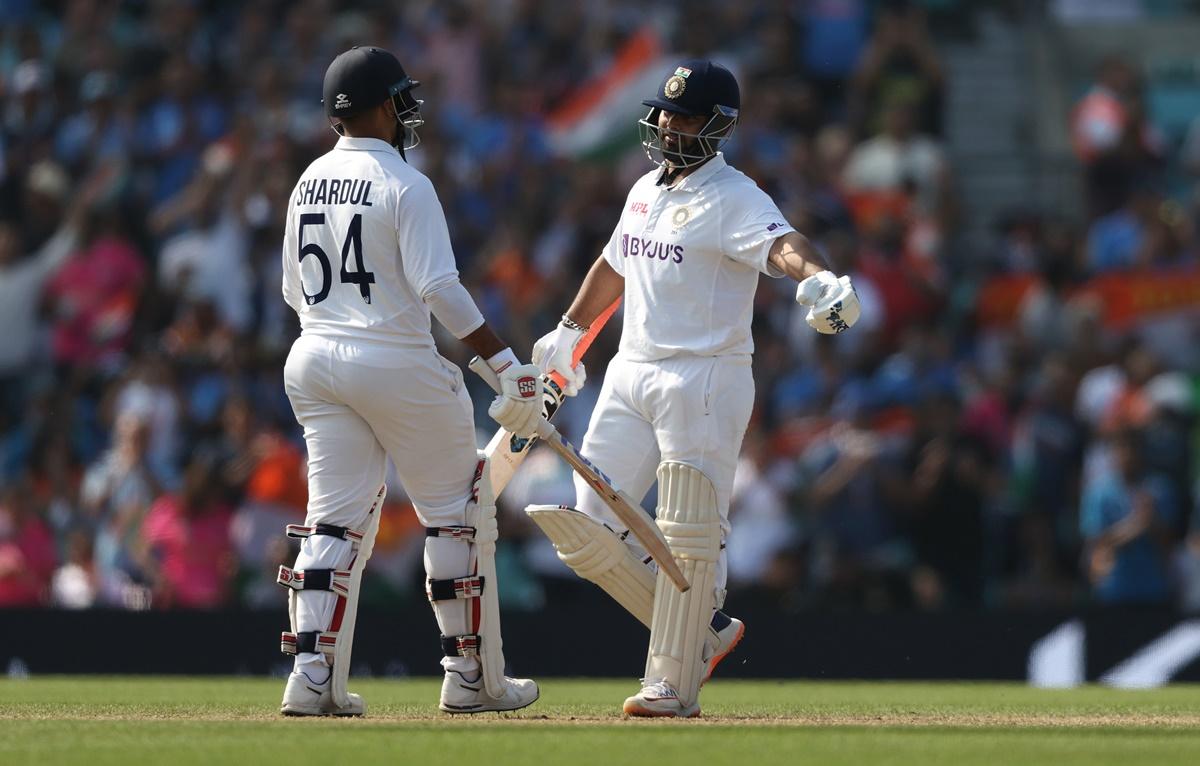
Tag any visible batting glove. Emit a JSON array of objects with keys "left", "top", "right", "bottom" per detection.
[
  {"left": 488, "top": 362, "right": 544, "bottom": 437},
  {"left": 796, "top": 271, "right": 860, "bottom": 335},
  {"left": 532, "top": 320, "right": 587, "bottom": 396}
]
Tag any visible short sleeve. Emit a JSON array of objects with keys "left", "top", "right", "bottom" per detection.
[
  {"left": 395, "top": 175, "right": 461, "bottom": 299},
  {"left": 281, "top": 196, "right": 302, "bottom": 312},
  {"left": 719, "top": 182, "right": 794, "bottom": 277},
  {"left": 600, "top": 218, "right": 625, "bottom": 276}
]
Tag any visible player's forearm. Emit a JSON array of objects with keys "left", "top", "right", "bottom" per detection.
[
  {"left": 564, "top": 257, "right": 624, "bottom": 328},
  {"left": 460, "top": 322, "right": 507, "bottom": 360},
  {"left": 768, "top": 232, "right": 829, "bottom": 282}
]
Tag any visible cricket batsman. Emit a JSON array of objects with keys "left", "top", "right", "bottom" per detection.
[
  {"left": 277, "top": 46, "right": 549, "bottom": 716},
  {"left": 526, "top": 59, "right": 860, "bottom": 717}
]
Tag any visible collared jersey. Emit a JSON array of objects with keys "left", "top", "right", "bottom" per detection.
[
  {"left": 282, "top": 136, "right": 463, "bottom": 349},
  {"left": 602, "top": 153, "right": 795, "bottom": 362}
]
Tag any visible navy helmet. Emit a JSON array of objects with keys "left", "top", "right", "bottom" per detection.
[
  {"left": 639, "top": 59, "right": 740, "bottom": 169},
  {"left": 322, "top": 46, "right": 424, "bottom": 151}
]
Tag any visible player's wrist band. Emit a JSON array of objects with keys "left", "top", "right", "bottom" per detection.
[{"left": 561, "top": 314, "right": 589, "bottom": 333}]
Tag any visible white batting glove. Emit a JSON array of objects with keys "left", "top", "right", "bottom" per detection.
[
  {"left": 488, "top": 362, "right": 544, "bottom": 437},
  {"left": 796, "top": 271, "right": 860, "bottom": 335},
  {"left": 532, "top": 320, "right": 587, "bottom": 396}
]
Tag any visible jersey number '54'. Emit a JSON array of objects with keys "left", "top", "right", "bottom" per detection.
[{"left": 298, "top": 213, "right": 376, "bottom": 305}]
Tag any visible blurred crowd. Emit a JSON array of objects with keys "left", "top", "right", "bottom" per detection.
[{"left": 2, "top": 0, "right": 1200, "bottom": 615}]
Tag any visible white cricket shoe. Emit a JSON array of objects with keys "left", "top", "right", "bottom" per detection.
[
  {"left": 623, "top": 679, "right": 700, "bottom": 718},
  {"left": 279, "top": 668, "right": 365, "bottom": 717},
  {"left": 703, "top": 614, "right": 745, "bottom": 684},
  {"left": 439, "top": 670, "right": 539, "bottom": 714}
]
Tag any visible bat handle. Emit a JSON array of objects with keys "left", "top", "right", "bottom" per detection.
[
  {"left": 471, "top": 355, "right": 555, "bottom": 437},
  {"left": 469, "top": 356, "right": 502, "bottom": 393}
]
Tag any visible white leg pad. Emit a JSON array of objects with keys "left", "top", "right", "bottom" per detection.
[
  {"left": 331, "top": 485, "right": 384, "bottom": 708},
  {"left": 471, "top": 453, "right": 506, "bottom": 699},
  {"left": 278, "top": 485, "right": 385, "bottom": 710},
  {"left": 644, "top": 461, "right": 720, "bottom": 708},
  {"left": 526, "top": 505, "right": 655, "bottom": 627}
]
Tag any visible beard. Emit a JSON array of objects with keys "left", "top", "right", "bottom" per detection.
[{"left": 662, "top": 133, "right": 701, "bottom": 167}]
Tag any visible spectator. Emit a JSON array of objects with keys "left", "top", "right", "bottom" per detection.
[
  {"left": 1084, "top": 181, "right": 1191, "bottom": 273},
  {"left": 796, "top": 381, "right": 910, "bottom": 606},
  {"left": 55, "top": 72, "right": 132, "bottom": 172},
  {"left": 0, "top": 478, "right": 57, "bottom": 606},
  {"left": 42, "top": 199, "right": 144, "bottom": 376},
  {"left": 843, "top": 95, "right": 949, "bottom": 223},
  {"left": 50, "top": 529, "right": 98, "bottom": 609},
  {"left": 850, "top": 0, "right": 945, "bottom": 138},
  {"left": 1071, "top": 56, "right": 1165, "bottom": 217},
  {"left": 141, "top": 455, "right": 233, "bottom": 609},
  {"left": 1080, "top": 429, "right": 1178, "bottom": 605},
  {"left": 727, "top": 429, "right": 797, "bottom": 589},
  {"left": 900, "top": 389, "right": 992, "bottom": 608}
]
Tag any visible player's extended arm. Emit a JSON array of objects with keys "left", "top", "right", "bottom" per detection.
[
  {"left": 769, "top": 232, "right": 862, "bottom": 335},
  {"left": 766, "top": 231, "right": 828, "bottom": 281}
]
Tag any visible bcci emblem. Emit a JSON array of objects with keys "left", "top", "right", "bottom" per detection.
[
  {"left": 671, "top": 206, "right": 691, "bottom": 227},
  {"left": 664, "top": 75, "right": 687, "bottom": 99}
]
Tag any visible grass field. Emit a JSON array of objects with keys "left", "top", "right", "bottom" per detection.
[{"left": 2, "top": 677, "right": 1200, "bottom": 765}]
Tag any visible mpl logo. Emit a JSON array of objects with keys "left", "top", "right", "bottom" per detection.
[{"left": 517, "top": 376, "right": 538, "bottom": 398}]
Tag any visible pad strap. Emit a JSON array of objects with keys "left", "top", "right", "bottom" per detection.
[
  {"left": 281, "top": 630, "right": 337, "bottom": 656},
  {"left": 276, "top": 565, "right": 351, "bottom": 597},
  {"left": 286, "top": 522, "right": 364, "bottom": 545},
  {"left": 425, "top": 525, "right": 476, "bottom": 541},
  {"left": 441, "top": 634, "right": 481, "bottom": 658},
  {"left": 426, "top": 575, "right": 484, "bottom": 602}
]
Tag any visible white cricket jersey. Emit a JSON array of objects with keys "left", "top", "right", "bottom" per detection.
[
  {"left": 282, "top": 136, "right": 464, "bottom": 349},
  {"left": 602, "top": 153, "right": 794, "bottom": 361}
]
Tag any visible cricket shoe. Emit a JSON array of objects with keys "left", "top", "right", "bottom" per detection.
[
  {"left": 623, "top": 679, "right": 700, "bottom": 718},
  {"left": 702, "top": 613, "right": 745, "bottom": 684},
  {"left": 280, "top": 668, "right": 365, "bottom": 716},
  {"left": 439, "top": 670, "right": 539, "bottom": 714}
]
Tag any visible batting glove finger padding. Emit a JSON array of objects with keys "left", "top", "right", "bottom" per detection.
[
  {"left": 488, "top": 362, "right": 544, "bottom": 437},
  {"left": 796, "top": 272, "right": 860, "bottom": 335}
]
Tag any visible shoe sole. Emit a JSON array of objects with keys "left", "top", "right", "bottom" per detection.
[
  {"left": 280, "top": 706, "right": 364, "bottom": 717},
  {"left": 439, "top": 689, "right": 540, "bottom": 715},
  {"left": 622, "top": 700, "right": 701, "bottom": 718},
  {"left": 702, "top": 620, "right": 745, "bottom": 685}
]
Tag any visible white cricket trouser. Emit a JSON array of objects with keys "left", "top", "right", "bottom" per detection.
[
  {"left": 574, "top": 353, "right": 755, "bottom": 594},
  {"left": 284, "top": 334, "right": 479, "bottom": 529},
  {"left": 284, "top": 334, "right": 481, "bottom": 674}
]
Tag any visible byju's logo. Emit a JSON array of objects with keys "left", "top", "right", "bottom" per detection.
[
  {"left": 621, "top": 234, "right": 683, "bottom": 263},
  {"left": 335, "top": 93, "right": 351, "bottom": 110}
]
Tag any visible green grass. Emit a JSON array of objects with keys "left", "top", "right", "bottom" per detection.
[{"left": 2, "top": 677, "right": 1200, "bottom": 765}]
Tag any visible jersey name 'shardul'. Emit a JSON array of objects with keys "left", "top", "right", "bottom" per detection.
[
  {"left": 602, "top": 153, "right": 795, "bottom": 362},
  {"left": 282, "top": 136, "right": 462, "bottom": 349}
]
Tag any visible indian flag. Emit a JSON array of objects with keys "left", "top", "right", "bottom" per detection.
[{"left": 545, "top": 27, "right": 670, "bottom": 160}]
